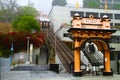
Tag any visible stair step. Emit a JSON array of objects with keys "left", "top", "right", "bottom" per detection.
[{"left": 11, "top": 65, "right": 48, "bottom": 71}]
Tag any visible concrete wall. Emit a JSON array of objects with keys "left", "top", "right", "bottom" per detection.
[
  {"left": 12, "top": 48, "right": 40, "bottom": 65},
  {"left": 49, "top": 6, "right": 71, "bottom": 32},
  {"left": 55, "top": 54, "right": 66, "bottom": 73},
  {"left": 0, "top": 58, "right": 11, "bottom": 79},
  {"left": 111, "top": 60, "right": 118, "bottom": 74}
]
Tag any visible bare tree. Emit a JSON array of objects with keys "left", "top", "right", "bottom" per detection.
[{"left": 0, "top": 0, "right": 18, "bottom": 22}]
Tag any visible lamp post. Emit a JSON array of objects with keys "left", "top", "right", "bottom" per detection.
[
  {"left": 26, "top": 37, "right": 30, "bottom": 65},
  {"left": 10, "top": 43, "right": 14, "bottom": 58},
  {"left": 10, "top": 43, "right": 14, "bottom": 66}
]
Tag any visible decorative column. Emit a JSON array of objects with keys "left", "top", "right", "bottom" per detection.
[
  {"left": 73, "top": 32, "right": 82, "bottom": 76},
  {"left": 74, "top": 39, "right": 80, "bottom": 71},
  {"left": 103, "top": 49, "right": 113, "bottom": 75}
]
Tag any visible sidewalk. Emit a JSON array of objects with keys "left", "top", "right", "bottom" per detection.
[
  {"left": 2, "top": 71, "right": 30, "bottom": 80},
  {"left": 1, "top": 70, "right": 120, "bottom": 80}
]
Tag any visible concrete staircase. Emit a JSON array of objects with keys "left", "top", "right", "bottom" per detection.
[
  {"left": 46, "top": 28, "right": 74, "bottom": 73},
  {"left": 11, "top": 65, "right": 48, "bottom": 71}
]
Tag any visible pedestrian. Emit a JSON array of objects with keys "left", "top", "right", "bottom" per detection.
[
  {"left": 96, "top": 66, "right": 99, "bottom": 75},
  {"left": 92, "top": 66, "right": 96, "bottom": 76},
  {"left": 86, "top": 65, "right": 89, "bottom": 75}
]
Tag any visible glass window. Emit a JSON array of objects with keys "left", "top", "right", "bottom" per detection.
[
  {"left": 117, "top": 52, "right": 120, "bottom": 60},
  {"left": 110, "top": 36, "right": 120, "bottom": 43},
  {"left": 116, "top": 37, "right": 119, "bottom": 43},
  {"left": 71, "top": 11, "right": 84, "bottom": 17},
  {"left": 115, "top": 14, "right": 120, "bottom": 19},
  {"left": 86, "top": 12, "right": 98, "bottom": 18},
  {"left": 115, "top": 23, "right": 120, "bottom": 26},
  {"left": 101, "top": 0, "right": 113, "bottom": 3},
  {"left": 110, "top": 51, "right": 116, "bottom": 60},
  {"left": 110, "top": 23, "right": 113, "bottom": 26},
  {"left": 100, "top": 13, "right": 113, "bottom": 19}
]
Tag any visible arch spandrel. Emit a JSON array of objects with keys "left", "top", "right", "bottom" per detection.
[{"left": 80, "top": 38, "right": 109, "bottom": 52}]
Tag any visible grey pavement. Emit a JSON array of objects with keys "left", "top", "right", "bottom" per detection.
[
  {"left": 1, "top": 45, "right": 120, "bottom": 80},
  {"left": 1, "top": 70, "right": 120, "bottom": 80}
]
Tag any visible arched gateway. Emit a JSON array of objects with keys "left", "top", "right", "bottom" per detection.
[{"left": 68, "top": 13, "right": 116, "bottom": 76}]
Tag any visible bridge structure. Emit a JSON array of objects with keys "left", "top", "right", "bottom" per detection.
[{"left": 68, "top": 13, "right": 116, "bottom": 76}]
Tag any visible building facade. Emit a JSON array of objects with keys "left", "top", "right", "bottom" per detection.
[
  {"left": 49, "top": 6, "right": 120, "bottom": 31},
  {"left": 100, "top": 0, "right": 120, "bottom": 9},
  {"left": 83, "top": 0, "right": 120, "bottom": 10}
]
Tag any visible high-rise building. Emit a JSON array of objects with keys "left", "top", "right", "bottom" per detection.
[
  {"left": 100, "top": 0, "right": 120, "bottom": 9},
  {"left": 83, "top": 0, "right": 120, "bottom": 10}
]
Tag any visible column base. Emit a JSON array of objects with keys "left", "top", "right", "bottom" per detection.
[
  {"left": 103, "top": 71, "right": 113, "bottom": 76},
  {"left": 73, "top": 71, "right": 83, "bottom": 77}
]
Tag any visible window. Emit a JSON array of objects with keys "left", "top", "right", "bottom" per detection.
[
  {"left": 115, "top": 14, "right": 120, "bottom": 19},
  {"left": 110, "top": 23, "right": 113, "bottom": 26},
  {"left": 117, "top": 52, "right": 120, "bottom": 60},
  {"left": 110, "top": 51, "right": 116, "bottom": 60},
  {"left": 71, "top": 11, "right": 84, "bottom": 17},
  {"left": 100, "top": 13, "right": 113, "bottom": 19},
  {"left": 111, "top": 51, "right": 120, "bottom": 60},
  {"left": 101, "top": 0, "right": 113, "bottom": 3},
  {"left": 115, "top": 23, "right": 120, "bottom": 26},
  {"left": 86, "top": 12, "right": 98, "bottom": 18},
  {"left": 110, "top": 36, "right": 120, "bottom": 43}
]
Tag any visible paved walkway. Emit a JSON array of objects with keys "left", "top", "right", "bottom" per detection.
[
  {"left": 1, "top": 70, "right": 120, "bottom": 80},
  {"left": 1, "top": 45, "right": 120, "bottom": 80}
]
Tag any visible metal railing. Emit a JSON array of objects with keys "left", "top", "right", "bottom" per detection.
[{"left": 44, "top": 28, "right": 74, "bottom": 73}]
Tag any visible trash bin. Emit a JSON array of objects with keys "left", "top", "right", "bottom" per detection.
[
  {"left": 49, "top": 64, "right": 59, "bottom": 73},
  {"left": 35, "top": 55, "right": 38, "bottom": 65},
  {"left": 70, "top": 62, "right": 74, "bottom": 74}
]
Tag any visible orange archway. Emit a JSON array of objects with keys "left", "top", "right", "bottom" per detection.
[{"left": 68, "top": 13, "right": 116, "bottom": 76}]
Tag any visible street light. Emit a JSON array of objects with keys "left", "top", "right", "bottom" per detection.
[
  {"left": 10, "top": 43, "right": 14, "bottom": 65},
  {"left": 26, "top": 37, "right": 30, "bottom": 65}
]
